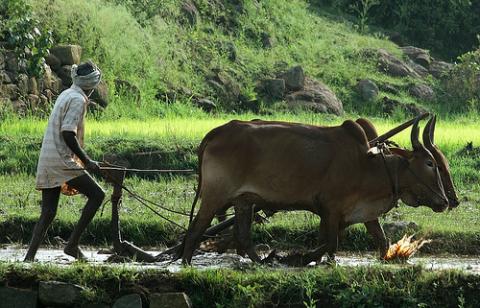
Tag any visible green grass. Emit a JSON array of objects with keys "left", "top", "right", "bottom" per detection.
[
  {"left": 23, "top": 0, "right": 457, "bottom": 116},
  {"left": 0, "top": 173, "right": 478, "bottom": 254},
  {"left": 0, "top": 262, "right": 479, "bottom": 307}
]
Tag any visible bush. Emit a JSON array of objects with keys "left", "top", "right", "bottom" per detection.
[
  {"left": 313, "top": 0, "right": 480, "bottom": 60},
  {"left": 439, "top": 47, "right": 480, "bottom": 112},
  {"left": 0, "top": 0, "right": 52, "bottom": 76}
]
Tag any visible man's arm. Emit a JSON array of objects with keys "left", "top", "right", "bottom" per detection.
[{"left": 62, "top": 131, "right": 99, "bottom": 172}]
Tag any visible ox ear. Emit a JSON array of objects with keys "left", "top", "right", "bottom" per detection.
[{"left": 390, "top": 147, "right": 414, "bottom": 160}]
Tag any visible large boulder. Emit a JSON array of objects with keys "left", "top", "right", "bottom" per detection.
[
  {"left": 39, "top": 281, "right": 85, "bottom": 307},
  {"left": 259, "top": 78, "right": 286, "bottom": 99},
  {"left": 28, "top": 76, "right": 38, "bottom": 95},
  {"left": 150, "top": 292, "right": 192, "bottom": 308},
  {"left": 17, "top": 73, "right": 29, "bottom": 95},
  {"left": 280, "top": 65, "right": 305, "bottom": 91},
  {"left": 45, "top": 53, "right": 62, "bottom": 72},
  {"left": 374, "top": 49, "right": 420, "bottom": 78},
  {"left": 400, "top": 46, "right": 431, "bottom": 69},
  {"left": 430, "top": 60, "right": 454, "bottom": 79},
  {"left": 286, "top": 77, "right": 343, "bottom": 115},
  {"left": 409, "top": 84, "right": 435, "bottom": 101},
  {"left": 5, "top": 51, "right": 18, "bottom": 75},
  {"left": 50, "top": 44, "right": 82, "bottom": 66},
  {"left": 356, "top": 79, "right": 379, "bottom": 101},
  {"left": 0, "top": 287, "right": 38, "bottom": 308}
]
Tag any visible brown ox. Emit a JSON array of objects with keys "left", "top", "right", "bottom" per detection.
[{"left": 181, "top": 116, "right": 449, "bottom": 265}]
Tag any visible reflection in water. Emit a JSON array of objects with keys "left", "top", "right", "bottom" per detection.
[{"left": 1, "top": 245, "right": 479, "bottom": 274}]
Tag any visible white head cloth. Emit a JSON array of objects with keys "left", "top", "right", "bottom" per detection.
[{"left": 71, "top": 64, "right": 102, "bottom": 90}]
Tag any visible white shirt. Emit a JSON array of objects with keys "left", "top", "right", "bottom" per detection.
[{"left": 35, "top": 85, "right": 88, "bottom": 189}]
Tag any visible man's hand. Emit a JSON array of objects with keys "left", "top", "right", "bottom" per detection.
[{"left": 85, "top": 159, "right": 101, "bottom": 173}]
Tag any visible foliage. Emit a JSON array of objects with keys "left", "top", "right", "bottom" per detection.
[
  {"left": 0, "top": 0, "right": 52, "bottom": 76},
  {"left": 349, "top": 0, "right": 379, "bottom": 33},
  {"left": 313, "top": 0, "right": 480, "bottom": 60},
  {"left": 439, "top": 46, "right": 480, "bottom": 112}
]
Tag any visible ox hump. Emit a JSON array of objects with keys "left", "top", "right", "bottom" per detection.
[{"left": 341, "top": 120, "right": 369, "bottom": 147}]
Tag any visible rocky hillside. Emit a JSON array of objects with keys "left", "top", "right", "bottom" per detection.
[{"left": 0, "top": 0, "right": 475, "bottom": 118}]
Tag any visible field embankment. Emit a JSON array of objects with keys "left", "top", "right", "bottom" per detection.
[{"left": 1, "top": 262, "right": 479, "bottom": 307}]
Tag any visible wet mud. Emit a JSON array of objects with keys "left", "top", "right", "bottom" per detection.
[{"left": 1, "top": 245, "right": 479, "bottom": 274}]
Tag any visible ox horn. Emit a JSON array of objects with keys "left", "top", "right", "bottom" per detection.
[
  {"left": 411, "top": 114, "right": 424, "bottom": 150},
  {"left": 422, "top": 114, "right": 436, "bottom": 149},
  {"left": 369, "top": 112, "right": 429, "bottom": 146}
]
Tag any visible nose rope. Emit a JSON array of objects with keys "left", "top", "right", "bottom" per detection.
[{"left": 406, "top": 166, "right": 448, "bottom": 203}]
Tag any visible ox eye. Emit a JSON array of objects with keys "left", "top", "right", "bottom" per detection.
[{"left": 426, "top": 160, "right": 434, "bottom": 167}]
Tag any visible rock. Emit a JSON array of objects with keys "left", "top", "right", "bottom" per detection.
[
  {"left": 194, "top": 98, "right": 216, "bottom": 112},
  {"left": 0, "top": 70, "right": 12, "bottom": 84},
  {"left": 112, "top": 294, "right": 142, "bottom": 308},
  {"left": 49, "top": 71, "right": 64, "bottom": 94},
  {"left": 27, "top": 94, "right": 40, "bottom": 109},
  {"left": 0, "top": 287, "right": 38, "bottom": 308},
  {"left": 281, "top": 66, "right": 305, "bottom": 91},
  {"left": 17, "top": 73, "right": 29, "bottom": 95},
  {"left": 12, "top": 99, "right": 27, "bottom": 115},
  {"left": 260, "top": 79, "right": 285, "bottom": 99},
  {"left": 208, "top": 70, "right": 241, "bottom": 104},
  {"left": 39, "top": 94, "right": 49, "bottom": 107},
  {"left": 382, "top": 96, "right": 427, "bottom": 117},
  {"left": 383, "top": 221, "right": 419, "bottom": 235},
  {"left": 115, "top": 79, "right": 140, "bottom": 102},
  {"left": 261, "top": 32, "right": 274, "bottom": 48},
  {"left": 49, "top": 45, "right": 82, "bottom": 65},
  {"left": 5, "top": 51, "right": 18, "bottom": 74},
  {"left": 409, "top": 84, "right": 435, "bottom": 101},
  {"left": 356, "top": 79, "right": 379, "bottom": 101},
  {"left": 39, "top": 281, "right": 85, "bottom": 307},
  {"left": 0, "top": 52, "right": 4, "bottom": 70},
  {"left": 375, "top": 49, "right": 420, "bottom": 78},
  {"left": 28, "top": 76, "right": 38, "bottom": 95},
  {"left": 45, "top": 53, "right": 62, "bottom": 72},
  {"left": 150, "top": 292, "right": 192, "bottom": 308},
  {"left": 181, "top": 1, "right": 200, "bottom": 26},
  {"left": 0, "top": 83, "right": 20, "bottom": 99},
  {"left": 400, "top": 46, "right": 431, "bottom": 68},
  {"left": 430, "top": 60, "right": 454, "bottom": 79},
  {"left": 57, "top": 65, "right": 72, "bottom": 86},
  {"left": 378, "top": 83, "right": 400, "bottom": 95},
  {"left": 90, "top": 80, "right": 109, "bottom": 107},
  {"left": 286, "top": 77, "right": 343, "bottom": 115},
  {"left": 407, "top": 60, "right": 429, "bottom": 78}
]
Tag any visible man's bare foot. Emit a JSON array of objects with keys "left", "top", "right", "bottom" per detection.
[{"left": 64, "top": 244, "right": 87, "bottom": 260}]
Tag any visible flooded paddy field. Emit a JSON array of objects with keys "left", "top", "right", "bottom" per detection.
[{"left": 1, "top": 245, "right": 479, "bottom": 275}]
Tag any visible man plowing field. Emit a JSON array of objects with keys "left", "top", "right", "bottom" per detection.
[{"left": 24, "top": 61, "right": 104, "bottom": 261}]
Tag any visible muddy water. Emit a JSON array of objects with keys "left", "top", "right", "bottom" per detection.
[{"left": 1, "top": 245, "right": 479, "bottom": 274}]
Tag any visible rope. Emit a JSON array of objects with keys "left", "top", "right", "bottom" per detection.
[{"left": 66, "top": 166, "right": 195, "bottom": 173}]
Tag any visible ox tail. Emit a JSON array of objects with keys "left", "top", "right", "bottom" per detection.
[{"left": 188, "top": 124, "right": 226, "bottom": 227}]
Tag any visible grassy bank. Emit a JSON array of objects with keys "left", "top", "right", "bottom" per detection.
[
  {"left": 0, "top": 262, "right": 479, "bottom": 307},
  {"left": 1, "top": 174, "right": 479, "bottom": 255}
]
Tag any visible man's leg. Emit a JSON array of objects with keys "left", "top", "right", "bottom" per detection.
[
  {"left": 64, "top": 174, "right": 105, "bottom": 259},
  {"left": 24, "top": 187, "right": 61, "bottom": 261}
]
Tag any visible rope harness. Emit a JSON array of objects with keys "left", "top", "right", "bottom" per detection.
[{"left": 377, "top": 142, "right": 446, "bottom": 208}]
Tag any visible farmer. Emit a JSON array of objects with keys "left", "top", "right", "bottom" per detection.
[{"left": 24, "top": 60, "right": 105, "bottom": 261}]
